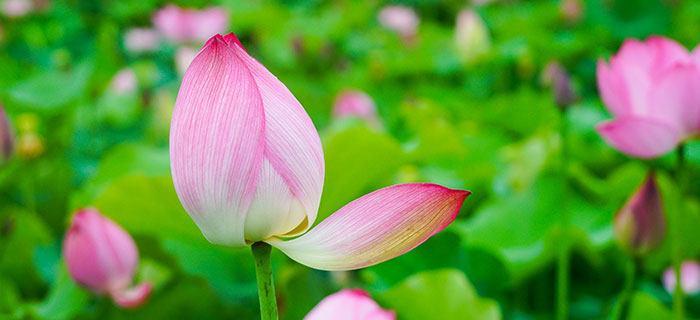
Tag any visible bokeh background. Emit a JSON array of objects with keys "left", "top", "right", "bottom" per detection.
[{"left": 1, "top": 0, "right": 700, "bottom": 319}]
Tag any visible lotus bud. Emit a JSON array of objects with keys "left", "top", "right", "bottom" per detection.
[
  {"left": 561, "top": 0, "right": 583, "bottom": 24},
  {"left": 614, "top": 174, "right": 665, "bottom": 256},
  {"left": 305, "top": 289, "right": 395, "bottom": 320},
  {"left": 542, "top": 61, "right": 577, "bottom": 109},
  {"left": 109, "top": 68, "right": 138, "bottom": 95},
  {"left": 454, "top": 9, "right": 491, "bottom": 64},
  {"left": 124, "top": 28, "right": 160, "bottom": 54},
  {"left": 63, "top": 208, "right": 152, "bottom": 309},
  {"left": 332, "top": 90, "right": 381, "bottom": 128},
  {"left": 378, "top": 5, "right": 419, "bottom": 43},
  {"left": 663, "top": 261, "right": 700, "bottom": 295},
  {"left": 1, "top": 0, "right": 32, "bottom": 18},
  {"left": 0, "top": 106, "right": 14, "bottom": 162}
]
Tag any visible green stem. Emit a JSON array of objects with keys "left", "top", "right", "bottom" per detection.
[
  {"left": 671, "top": 145, "right": 686, "bottom": 320},
  {"left": 556, "top": 109, "right": 571, "bottom": 320},
  {"left": 612, "top": 258, "right": 636, "bottom": 320},
  {"left": 251, "top": 242, "right": 278, "bottom": 320}
]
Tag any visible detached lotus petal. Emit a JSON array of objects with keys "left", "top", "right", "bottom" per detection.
[
  {"left": 305, "top": 289, "right": 395, "bottom": 320},
  {"left": 596, "top": 36, "right": 700, "bottom": 158},
  {"left": 663, "top": 261, "right": 700, "bottom": 295},
  {"left": 170, "top": 33, "right": 469, "bottom": 271},
  {"left": 63, "top": 208, "right": 151, "bottom": 309},
  {"left": 613, "top": 173, "right": 665, "bottom": 256}
]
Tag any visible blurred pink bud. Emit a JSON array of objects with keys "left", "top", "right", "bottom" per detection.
[
  {"left": 0, "top": 105, "right": 14, "bottom": 162},
  {"left": 170, "top": 33, "right": 469, "bottom": 270},
  {"left": 124, "top": 28, "right": 161, "bottom": 54},
  {"left": 63, "top": 208, "right": 151, "bottom": 309},
  {"left": 175, "top": 46, "right": 197, "bottom": 75},
  {"left": 542, "top": 61, "right": 576, "bottom": 109},
  {"left": 560, "top": 0, "right": 583, "bottom": 23},
  {"left": 664, "top": 261, "right": 700, "bottom": 295},
  {"left": 378, "top": 5, "right": 419, "bottom": 41},
  {"left": 305, "top": 289, "right": 395, "bottom": 320},
  {"left": 1, "top": 0, "right": 32, "bottom": 17},
  {"left": 596, "top": 36, "right": 700, "bottom": 158},
  {"left": 109, "top": 68, "right": 137, "bottom": 94},
  {"left": 614, "top": 174, "right": 665, "bottom": 256},
  {"left": 454, "top": 9, "right": 491, "bottom": 63},
  {"left": 153, "top": 5, "right": 229, "bottom": 44},
  {"left": 332, "top": 90, "right": 381, "bottom": 128}
]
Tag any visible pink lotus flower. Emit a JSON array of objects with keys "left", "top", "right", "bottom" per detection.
[
  {"left": 596, "top": 36, "right": 700, "bottom": 158},
  {"left": 305, "top": 289, "right": 395, "bottom": 320},
  {"left": 613, "top": 173, "right": 665, "bottom": 256},
  {"left": 153, "top": 5, "right": 229, "bottom": 44},
  {"left": 170, "top": 33, "right": 469, "bottom": 270},
  {"left": 124, "top": 28, "right": 161, "bottom": 54},
  {"left": 63, "top": 208, "right": 152, "bottom": 309},
  {"left": 378, "top": 6, "right": 419, "bottom": 41},
  {"left": 332, "top": 90, "right": 381, "bottom": 128},
  {"left": 663, "top": 261, "right": 700, "bottom": 295}
]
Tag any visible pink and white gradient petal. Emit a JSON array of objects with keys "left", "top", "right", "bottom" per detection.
[
  {"left": 648, "top": 64, "right": 700, "bottom": 134},
  {"left": 596, "top": 117, "right": 682, "bottom": 159},
  {"left": 305, "top": 289, "right": 395, "bottom": 320},
  {"left": 269, "top": 183, "right": 469, "bottom": 271},
  {"left": 170, "top": 35, "right": 265, "bottom": 246},
  {"left": 110, "top": 282, "right": 153, "bottom": 309}
]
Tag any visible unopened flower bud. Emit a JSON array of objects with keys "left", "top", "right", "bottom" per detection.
[{"left": 614, "top": 174, "right": 665, "bottom": 256}]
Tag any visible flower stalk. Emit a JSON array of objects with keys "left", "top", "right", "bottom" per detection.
[
  {"left": 252, "top": 242, "right": 278, "bottom": 320},
  {"left": 556, "top": 106, "right": 571, "bottom": 320},
  {"left": 671, "top": 144, "right": 687, "bottom": 320}
]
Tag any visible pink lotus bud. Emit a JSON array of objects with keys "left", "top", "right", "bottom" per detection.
[
  {"left": 109, "top": 68, "right": 137, "bottom": 95},
  {"left": 153, "top": 5, "right": 229, "bottom": 44},
  {"left": 542, "top": 61, "right": 577, "bottom": 109},
  {"left": 332, "top": 90, "right": 381, "bottom": 128},
  {"left": 1, "top": 0, "right": 32, "bottom": 17},
  {"left": 305, "top": 289, "right": 395, "bottom": 320},
  {"left": 0, "top": 106, "right": 13, "bottom": 162},
  {"left": 560, "top": 0, "right": 583, "bottom": 23},
  {"left": 454, "top": 9, "right": 491, "bottom": 64},
  {"left": 378, "top": 6, "right": 419, "bottom": 41},
  {"left": 170, "top": 33, "right": 469, "bottom": 270},
  {"left": 663, "top": 261, "right": 700, "bottom": 295},
  {"left": 63, "top": 208, "right": 151, "bottom": 309},
  {"left": 175, "top": 46, "right": 197, "bottom": 75},
  {"left": 124, "top": 28, "right": 160, "bottom": 54},
  {"left": 613, "top": 174, "right": 665, "bottom": 256},
  {"left": 596, "top": 36, "right": 700, "bottom": 158}
]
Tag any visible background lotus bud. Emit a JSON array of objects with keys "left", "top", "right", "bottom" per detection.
[
  {"left": 304, "top": 289, "right": 395, "bottom": 320},
  {"left": 613, "top": 174, "right": 665, "bottom": 256},
  {"left": 171, "top": 33, "right": 469, "bottom": 270},
  {"left": 109, "top": 68, "right": 137, "bottom": 95},
  {"left": 454, "top": 9, "right": 491, "bottom": 64},
  {"left": 332, "top": 90, "right": 381, "bottom": 128},
  {"left": 153, "top": 5, "right": 229, "bottom": 44},
  {"left": 175, "top": 46, "right": 197, "bottom": 75},
  {"left": 124, "top": 28, "right": 160, "bottom": 54},
  {"left": 1, "top": 0, "right": 32, "bottom": 18},
  {"left": 0, "top": 106, "right": 14, "bottom": 162},
  {"left": 560, "top": 0, "right": 583, "bottom": 24},
  {"left": 596, "top": 36, "right": 700, "bottom": 158},
  {"left": 663, "top": 261, "right": 700, "bottom": 295},
  {"left": 63, "top": 208, "right": 152, "bottom": 309},
  {"left": 378, "top": 5, "right": 419, "bottom": 42},
  {"left": 541, "top": 61, "right": 577, "bottom": 109}
]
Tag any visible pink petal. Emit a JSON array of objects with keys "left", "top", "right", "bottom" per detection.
[
  {"left": 110, "top": 282, "right": 153, "bottom": 309},
  {"left": 63, "top": 208, "right": 138, "bottom": 293},
  {"left": 190, "top": 7, "right": 229, "bottom": 43},
  {"left": 597, "top": 117, "right": 682, "bottom": 158},
  {"left": 332, "top": 90, "right": 381, "bottom": 128},
  {"left": 223, "top": 34, "right": 325, "bottom": 240},
  {"left": 305, "top": 289, "right": 396, "bottom": 320},
  {"left": 597, "top": 59, "right": 632, "bottom": 117},
  {"left": 269, "top": 184, "right": 469, "bottom": 271},
  {"left": 170, "top": 35, "right": 265, "bottom": 246},
  {"left": 648, "top": 63, "right": 700, "bottom": 135}
]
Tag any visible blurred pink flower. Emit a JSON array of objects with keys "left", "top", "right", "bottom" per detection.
[
  {"left": 613, "top": 173, "right": 665, "bottom": 256},
  {"left": 596, "top": 36, "right": 700, "bottom": 158},
  {"left": 332, "top": 90, "right": 381, "bottom": 128},
  {"left": 0, "top": 105, "right": 13, "bottom": 162},
  {"left": 63, "top": 208, "right": 152, "bottom": 309},
  {"left": 124, "top": 28, "right": 160, "bottom": 53},
  {"left": 454, "top": 9, "right": 491, "bottom": 63},
  {"left": 175, "top": 46, "right": 197, "bottom": 75},
  {"left": 109, "top": 68, "right": 137, "bottom": 94},
  {"left": 170, "top": 33, "right": 469, "bottom": 270},
  {"left": 2, "top": 0, "right": 32, "bottom": 17},
  {"left": 378, "top": 5, "right": 419, "bottom": 40},
  {"left": 153, "top": 5, "right": 229, "bottom": 44},
  {"left": 663, "top": 261, "right": 700, "bottom": 295},
  {"left": 305, "top": 289, "right": 395, "bottom": 320}
]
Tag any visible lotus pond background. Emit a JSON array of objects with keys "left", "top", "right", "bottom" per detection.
[{"left": 2, "top": 0, "right": 700, "bottom": 319}]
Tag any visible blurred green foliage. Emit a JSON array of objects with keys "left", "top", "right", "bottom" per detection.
[{"left": 1, "top": 0, "right": 700, "bottom": 319}]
